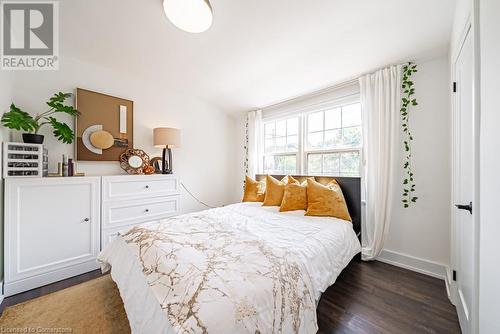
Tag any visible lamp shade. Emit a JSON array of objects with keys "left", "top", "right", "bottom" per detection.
[
  {"left": 153, "top": 128, "right": 181, "bottom": 148},
  {"left": 163, "top": 0, "right": 213, "bottom": 33}
]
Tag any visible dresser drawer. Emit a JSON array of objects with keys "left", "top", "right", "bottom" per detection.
[
  {"left": 102, "top": 175, "right": 179, "bottom": 202},
  {"left": 101, "top": 217, "right": 168, "bottom": 249},
  {"left": 102, "top": 195, "right": 180, "bottom": 229},
  {"left": 102, "top": 226, "right": 132, "bottom": 249}
]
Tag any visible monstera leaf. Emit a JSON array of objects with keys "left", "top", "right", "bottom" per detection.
[
  {"left": 47, "top": 92, "right": 71, "bottom": 106},
  {"left": 49, "top": 117, "right": 75, "bottom": 144},
  {"left": 1, "top": 104, "right": 38, "bottom": 132},
  {"left": 46, "top": 92, "right": 79, "bottom": 116}
]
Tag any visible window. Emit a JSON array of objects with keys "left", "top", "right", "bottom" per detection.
[
  {"left": 262, "top": 103, "right": 362, "bottom": 177},
  {"left": 263, "top": 117, "right": 299, "bottom": 174},
  {"left": 306, "top": 103, "right": 362, "bottom": 176}
]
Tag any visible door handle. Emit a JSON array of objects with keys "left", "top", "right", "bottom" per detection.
[{"left": 455, "top": 202, "right": 472, "bottom": 214}]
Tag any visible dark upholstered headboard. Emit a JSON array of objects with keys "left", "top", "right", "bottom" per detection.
[{"left": 255, "top": 174, "right": 362, "bottom": 241}]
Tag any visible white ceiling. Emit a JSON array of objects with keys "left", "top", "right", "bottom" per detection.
[{"left": 61, "top": 0, "right": 456, "bottom": 114}]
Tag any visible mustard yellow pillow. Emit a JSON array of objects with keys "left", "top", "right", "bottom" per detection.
[
  {"left": 262, "top": 175, "right": 298, "bottom": 206},
  {"left": 242, "top": 175, "right": 266, "bottom": 202},
  {"left": 280, "top": 182, "right": 307, "bottom": 212},
  {"left": 305, "top": 179, "right": 352, "bottom": 221}
]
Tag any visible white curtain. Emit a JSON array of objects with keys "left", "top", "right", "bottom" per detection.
[
  {"left": 245, "top": 110, "right": 263, "bottom": 178},
  {"left": 359, "top": 65, "right": 401, "bottom": 261}
]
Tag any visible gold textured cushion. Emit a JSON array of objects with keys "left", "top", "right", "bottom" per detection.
[
  {"left": 242, "top": 175, "right": 265, "bottom": 202},
  {"left": 305, "top": 179, "right": 352, "bottom": 221},
  {"left": 262, "top": 175, "right": 298, "bottom": 206},
  {"left": 279, "top": 182, "right": 307, "bottom": 212}
]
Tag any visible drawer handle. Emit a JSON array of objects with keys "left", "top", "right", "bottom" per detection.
[
  {"left": 145, "top": 209, "right": 150, "bottom": 213},
  {"left": 145, "top": 185, "right": 150, "bottom": 189},
  {"left": 83, "top": 218, "right": 90, "bottom": 222}
]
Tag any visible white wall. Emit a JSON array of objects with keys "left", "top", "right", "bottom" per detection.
[
  {"left": 10, "top": 56, "right": 239, "bottom": 213},
  {"left": 0, "top": 71, "right": 13, "bottom": 283},
  {"left": 380, "top": 55, "right": 451, "bottom": 277},
  {"left": 479, "top": 0, "right": 500, "bottom": 332}
]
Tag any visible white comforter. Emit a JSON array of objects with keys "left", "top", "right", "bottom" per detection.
[{"left": 98, "top": 202, "right": 361, "bottom": 334}]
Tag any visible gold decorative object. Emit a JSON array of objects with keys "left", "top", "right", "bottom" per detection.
[
  {"left": 143, "top": 165, "right": 155, "bottom": 175},
  {"left": 90, "top": 130, "right": 114, "bottom": 149},
  {"left": 119, "top": 149, "right": 150, "bottom": 175}
]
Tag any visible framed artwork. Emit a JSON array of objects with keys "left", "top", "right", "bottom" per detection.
[{"left": 75, "top": 88, "right": 133, "bottom": 161}]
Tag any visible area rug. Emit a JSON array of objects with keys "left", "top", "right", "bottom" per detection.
[{"left": 0, "top": 275, "right": 130, "bottom": 333}]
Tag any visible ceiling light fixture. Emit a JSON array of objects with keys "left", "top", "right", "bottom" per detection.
[{"left": 163, "top": 0, "right": 213, "bottom": 33}]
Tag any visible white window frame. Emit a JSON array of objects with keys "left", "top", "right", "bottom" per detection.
[
  {"left": 303, "top": 101, "right": 362, "bottom": 176},
  {"left": 262, "top": 116, "right": 302, "bottom": 175},
  {"left": 261, "top": 94, "right": 362, "bottom": 177}
]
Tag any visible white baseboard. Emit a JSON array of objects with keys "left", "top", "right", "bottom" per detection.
[{"left": 377, "top": 249, "right": 448, "bottom": 280}]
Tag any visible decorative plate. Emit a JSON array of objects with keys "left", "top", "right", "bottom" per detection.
[{"left": 119, "top": 149, "right": 150, "bottom": 174}]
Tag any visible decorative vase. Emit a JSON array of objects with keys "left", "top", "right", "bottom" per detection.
[{"left": 22, "top": 133, "right": 44, "bottom": 144}]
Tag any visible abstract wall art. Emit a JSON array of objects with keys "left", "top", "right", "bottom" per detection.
[{"left": 75, "top": 88, "right": 134, "bottom": 161}]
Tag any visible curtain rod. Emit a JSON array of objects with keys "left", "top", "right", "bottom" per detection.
[{"left": 258, "top": 77, "right": 359, "bottom": 112}]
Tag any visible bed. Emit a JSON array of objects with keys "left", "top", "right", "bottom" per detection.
[{"left": 98, "top": 175, "right": 361, "bottom": 334}]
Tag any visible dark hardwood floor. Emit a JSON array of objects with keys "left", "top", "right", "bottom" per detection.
[
  {"left": 318, "top": 260, "right": 461, "bottom": 334},
  {"left": 1, "top": 261, "right": 460, "bottom": 333}
]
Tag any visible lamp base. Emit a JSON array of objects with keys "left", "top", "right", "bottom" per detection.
[{"left": 162, "top": 147, "right": 173, "bottom": 174}]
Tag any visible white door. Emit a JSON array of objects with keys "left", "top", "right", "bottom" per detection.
[{"left": 453, "top": 27, "right": 476, "bottom": 334}]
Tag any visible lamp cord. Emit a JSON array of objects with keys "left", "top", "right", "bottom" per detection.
[{"left": 180, "top": 182, "right": 217, "bottom": 209}]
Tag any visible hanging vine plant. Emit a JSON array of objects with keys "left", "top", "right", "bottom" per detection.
[{"left": 401, "top": 62, "right": 418, "bottom": 208}]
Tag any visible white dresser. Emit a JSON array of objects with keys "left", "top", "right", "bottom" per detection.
[
  {"left": 101, "top": 175, "right": 180, "bottom": 248},
  {"left": 3, "top": 174, "right": 180, "bottom": 296}
]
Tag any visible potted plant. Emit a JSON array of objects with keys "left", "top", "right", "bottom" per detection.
[{"left": 1, "top": 92, "right": 79, "bottom": 144}]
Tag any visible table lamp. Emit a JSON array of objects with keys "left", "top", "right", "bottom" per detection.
[{"left": 153, "top": 127, "right": 181, "bottom": 174}]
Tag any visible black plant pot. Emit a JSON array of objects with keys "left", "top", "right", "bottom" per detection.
[{"left": 22, "top": 133, "right": 44, "bottom": 144}]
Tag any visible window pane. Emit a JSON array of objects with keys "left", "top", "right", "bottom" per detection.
[
  {"left": 265, "top": 138, "right": 274, "bottom": 153},
  {"left": 263, "top": 156, "right": 275, "bottom": 173},
  {"left": 340, "top": 151, "right": 360, "bottom": 176},
  {"left": 324, "top": 129, "right": 342, "bottom": 149},
  {"left": 325, "top": 108, "right": 341, "bottom": 130},
  {"left": 262, "top": 109, "right": 361, "bottom": 176},
  {"left": 287, "top": 117, "right": 299, "bottom": 135},
  {"left": 264, "top": 122, "right": 275, "bottom": 138},
  {"left": 342, "top": 104, "right": 362, "bottom": 127},
  {"left": 264, "top": 155, "right": 297, "bottom": 174},
  {"left": 308, "top": 154, "right": 322, "bottom": 174},
  {"left": 275, "top": 156, "right": 285, "bottom": 173},
  {"left": 308, "top": 112, "right": 323, "bottom": 132},
  {"left": 286, "top": 135, "right": 298, "bottom": 152},
  {"left": 342, "top": 126, "right": 362, "bottom": 147},
  {"left": 275, "top": 136, "right": 286, "bottom": 152},
  {"left": 307, "top": 132, "right": 323, "bottom": 150},
  {"left": 323, "top": 153, "right": 340, "bottom": 175},
  {"left": 276, "top": 120, "right": 287, "bottom": 137},
  {"left": 283, "top": 155, "right": 297, "bottom": 174}
]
